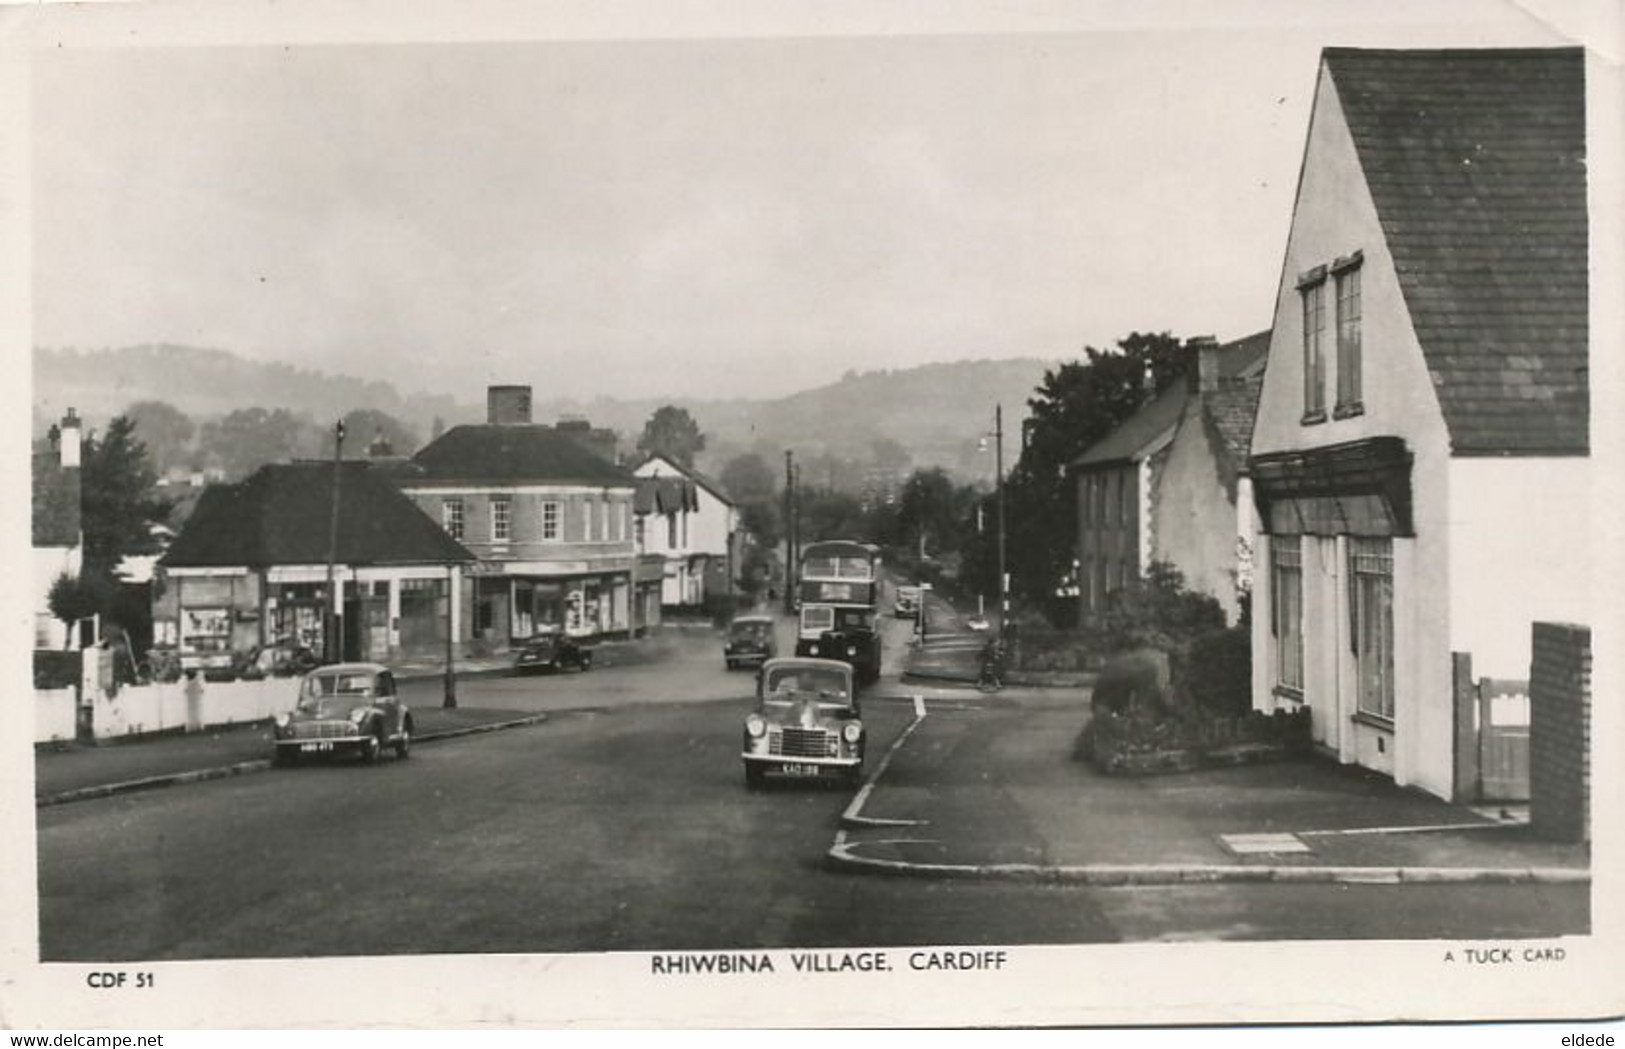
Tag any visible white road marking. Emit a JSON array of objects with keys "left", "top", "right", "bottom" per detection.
[{"left": 839, "top": 694, "right": 929, "bottom": 828}]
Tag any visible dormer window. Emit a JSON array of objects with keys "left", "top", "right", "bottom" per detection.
[
  {"left": 1297, "top": 265, "right": 1328, "bottom": 423},
  {"left": 1333, "top": 252, "right": 1364, "bottom": 417}
]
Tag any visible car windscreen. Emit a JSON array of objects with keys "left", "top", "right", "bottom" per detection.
[
  {"left": 762, "top": 667, "right": 851, "bottom": 706},
  {"left": 300, "top": 672, "right": 374, "bottom": 706},
  {"left": 730, "top": 621, "right": 770, "bottom": 638}
]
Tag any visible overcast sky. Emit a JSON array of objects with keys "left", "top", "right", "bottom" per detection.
[{"left": 27, "top": 3, "right": 1587, "bottom": 403}]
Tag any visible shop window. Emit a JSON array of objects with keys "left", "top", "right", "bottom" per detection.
[
  {"left": 1349, "top": 537, "right": 1395, "bottom": 721},
  {"left": 1271, "top": 539, "right": 1304, "bottom": 693}
]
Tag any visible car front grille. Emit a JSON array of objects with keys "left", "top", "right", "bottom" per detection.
[
  {"left": 291, "top": 721, "right": 355, "bottom": 740},
  {"left": 770, "top": 727, "right": 837, "bottom": 759}
]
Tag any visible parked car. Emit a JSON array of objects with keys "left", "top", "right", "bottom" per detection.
[
  {"left": 273, "top": 662, "right": 412, "bottom": 766},
  {"left": 723, "top": 614, "right": 777, "bottom": 669},
  {"left": 965, "top": 614, "right": 991, "bottom": 633},
  {"left": 741, "top": 657, "right": 865, "bottom": 789},
  {"left": 514, "top": 630, "right": 593, "bottom": 674},
  {"left": 893, "top": 585, "right": 921, "bottom": 619}
]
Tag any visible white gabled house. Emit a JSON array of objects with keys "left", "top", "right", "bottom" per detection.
[
  {"left": 631, "top": 453, "right": 739, "bottom": 609},
  {"left": 1247, "top": 47, "right": 1589, "bottom": 800}
]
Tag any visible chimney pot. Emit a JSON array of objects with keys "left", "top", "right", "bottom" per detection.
[
  {"left": 1189, "top": 336, "right": 1221, "bottom": 395},
  {"left": 487, "top": 385, "right": 533, "bottom": 425}
]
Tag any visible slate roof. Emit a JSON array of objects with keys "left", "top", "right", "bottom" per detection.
[
  {"left": 408, "top": 425, "right": 636, "bottom": 486},
  {"left": 32, "top": 448, "right": 81, "bottom": 547},
  {"left": 161, "top": 461, "right": 474, "bottom": 568},
  {"left": 1323, "top": 47, "right": 1587, "bottom": 454},
  {"left": 1072, "top": 334, "right": 1270, "bottom": 469}
]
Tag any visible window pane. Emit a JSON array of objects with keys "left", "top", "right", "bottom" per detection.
[
  {"left": 1302, "top": 282, "right": 1326, "bottom": 413},
  {"left": 1336, "top": 266, "right": 1362, "bottom": 407}
]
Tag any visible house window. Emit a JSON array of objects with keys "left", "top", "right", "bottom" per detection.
[
  {"left": 634, "top": 515, "right": 646, "bottom": 552},
  {"left": 667, "top": 513, "right": 678, "bottom": 548},
  {"left": 600, "top": 496, "right": 610, "bottom": 542},
  {"left": 1271, "top": 539, "right": 1304, "bottom": 693},
  {"left": 1120, "top": 471, "right": 1133, "bottom": 526},
  {"left": 1334, "top": 257, "right": 1363, "bottom": 414},
  {"left": 490, "top": 496, "right": 511, "bottom": 542},
  {"left": 541, "top": 501, "right": 560, "bottom": 541},
  {"left": 441, "top": 498, "right": 464, "bottom": 540},
  {"left": 1349, "top": 537, "right": 1395, "bottom": 721},
  {"left": 582, "top": 500, "right": 593, "bottom": 543},
  {"left": 1300, "top": 268, "right": 1327, "bottom": 421}
]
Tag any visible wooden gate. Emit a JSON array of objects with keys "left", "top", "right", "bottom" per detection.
[{"left": 1478, "top": 677, "right": 1530, "bottom": 802}]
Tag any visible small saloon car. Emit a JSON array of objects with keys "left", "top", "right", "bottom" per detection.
[
  {"left": 514, "top": 630, "right": 593, "bottom": 674},
  {"left": 741, "top": 657, "right": 864, "bottom": 789},
  {"left": 723, "top": 614, "right": 777, "bottom": 670},
  {"left": 272, "top": 662, "right": 413, "bottom": 765}
]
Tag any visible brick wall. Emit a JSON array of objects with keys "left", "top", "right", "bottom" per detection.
[{"left": 1529, "top": 622, "right": 1591, "bottom": 843}]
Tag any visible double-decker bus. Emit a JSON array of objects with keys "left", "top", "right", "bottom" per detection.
[{"left": 795, "top": 539, "right": 883, "bottom": 683}]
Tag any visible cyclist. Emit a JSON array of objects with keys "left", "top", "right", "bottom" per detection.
[{"left": 977, "top": 636, "right": 1005, "bottom": 692}]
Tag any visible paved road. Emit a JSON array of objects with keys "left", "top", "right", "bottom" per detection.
[{"left": 34, "top": 619, "right": 1586, "bottom": 960}]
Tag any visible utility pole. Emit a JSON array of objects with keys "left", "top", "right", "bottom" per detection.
[
  {"left": 783, "top": 450, "right": 794, "bottom": 616},
  {"left": 996, "top": 404, "right": 1007, "bottom": 639},
  {"left": 324, "top": 420, "right": 346, "bottom": 664}
]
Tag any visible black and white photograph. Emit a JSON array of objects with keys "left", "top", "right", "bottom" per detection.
[{"left": 2, "top": 0, "right": 1620, "bottom": 1032}]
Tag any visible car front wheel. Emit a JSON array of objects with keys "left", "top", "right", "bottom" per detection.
[
  {"left": 394, "top": 721, "right": 411, "bottom": 760},
  {"left": 744, "top": 763, "right": 765, "bottom": 791},
  {"left": 359, "top": 727, "right": 382, "bottom": 764}
]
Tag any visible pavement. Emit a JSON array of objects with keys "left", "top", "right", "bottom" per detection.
[
  {"left": 35, "top": 704, "right": 547, "bottom": 806},
  {"left": 831, "top": 688, "right": 1591, "bottom": 886}
]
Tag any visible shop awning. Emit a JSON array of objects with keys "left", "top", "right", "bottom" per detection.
[{"left": 1248, "top": 437, "right": 1414, "bottom": 537}]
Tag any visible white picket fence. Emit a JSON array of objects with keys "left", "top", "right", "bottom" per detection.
[
  {"left": 34, "top": 675, "right": 303, "bottom": 744},
  {"left": 35, "top": 688, "right": 77, "bottom": 743}
]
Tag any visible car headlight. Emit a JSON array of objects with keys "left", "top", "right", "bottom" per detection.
[
  {"left": 846, "top": 646, "right": 857, "bottom": 657},
  {"left": 274, "top": 712, "right": 291, "bottom": 730},
  {"left": 745, "top": 714, "right": 767, "bottom": 738},
  {"left": 349, "top": 708, "right": 370, "bottom": 726},
  {"left": 842, "top": 722, "right": 863, "bottom": 744},
  {"left": 809, "top": 644, "right": 819, "bottom": 655}
]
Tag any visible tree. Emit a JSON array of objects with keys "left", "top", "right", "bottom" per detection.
[
  {"left": 80, "top": 416, "right": 171, "bottom": 579},
  {"left": 197, "top": 407, "right": 318, "bottom": 479},
  {"left": 47, "top": 571, "right": 114, "bottom": 648},
  {"left": 1006, "top": 331, "right": 1189, "bottom": 621},
  {"left": 637, "top": 405, "right": 706, "bottom": 468},
  {"left": 341, "top": 408, "right": 420, "bottom": 458},
  {"left": 124, "top": 400, "right": 195, "bottom": 474},
  {"left": 719, "top": 452, "right": 777, "bottom": 504},
  {"left": 896, "top": 467, "right": 960, "bottom": 558}
]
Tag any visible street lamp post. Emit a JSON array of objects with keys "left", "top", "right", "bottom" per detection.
[
  {"left": 323, "top": 420, "right": 346, "bottom": 664},
  {"left": 443, "top": 562, "right": 458, "bottom": 709},
  {"left": 995, "top": 404, "right": 1007, "bottom": 640}
]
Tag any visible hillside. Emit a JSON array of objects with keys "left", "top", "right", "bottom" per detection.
[{"left": 32, "top": 345, "right": 1060, "bottom": 481}]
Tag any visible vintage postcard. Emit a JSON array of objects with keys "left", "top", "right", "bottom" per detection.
[{"left": 2, "top": 0, "right": 1620, "bottom": 1031}]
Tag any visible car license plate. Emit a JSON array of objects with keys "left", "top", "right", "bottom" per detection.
[
  {"left": 300, "top": 742, "right": 335, "bottom": 753},
  {"left": 780, "top": 763, "right": 820, "bottom": 777}
]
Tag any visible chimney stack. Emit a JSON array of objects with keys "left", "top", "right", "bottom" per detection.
[
  {"left": 487, "top": 385, "right": 533, "bottom": 426},
  {"left": 1188, "top": 335, "right": 1220, "bottom": 395},
  {"left": 59, "top": 408, "right": 82, "bottom": 469}
]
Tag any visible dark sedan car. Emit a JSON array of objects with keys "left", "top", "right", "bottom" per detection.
[
  {"left": 741, "top": 657, "right": 864, "bottom": 789},
  {"left": 723, "top": 614, "right": 777, "bottom": 670},
  {"left": 514, "top": 631, "right": 593, "bottom": 674},
  {"left": 272, "top": 663, "right": 412, "bottom": 765}
]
